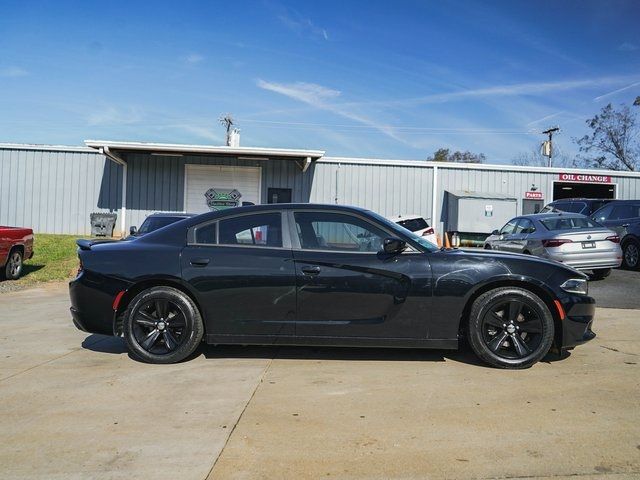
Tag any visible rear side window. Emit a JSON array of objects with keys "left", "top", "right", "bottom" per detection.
[
  {"left": 540, "top": 217, "right": 600, "bottom": 230},
  {"left": 610, "top": 204, "right": 640, "bottom": 220},
  {"left": 397, "top": 217, "right": 429, "bottom": 232},
  {"left": 195, "top": 222, "right": 217, "bottom": 244},
  {"left": 218, "top": 213, "right": 282, "bottom": 247}
]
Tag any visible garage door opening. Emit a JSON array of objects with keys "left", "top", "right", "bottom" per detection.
[{"left": 553, "top": 182, "right": 616, "bottom": 200}]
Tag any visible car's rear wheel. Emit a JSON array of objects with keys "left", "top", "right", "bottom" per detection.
[
  {"left": 622, "top": 240, "right": 639, "bottom": 270},
  {"left": 4, "top": 249, "right": 23, "bottom": 280},
  {"left": 467, "top": 287, "right": 554, "bottom": 369},
  {"left": 123, "top": 286, "right": 204, "bottom": 364},
  {"left": 589, "top": 268, "right": 611, "bottom": 280}
]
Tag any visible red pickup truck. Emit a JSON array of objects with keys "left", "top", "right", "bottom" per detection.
[{"left": 0, "top": 226, "right": 34, "bottom": 280}]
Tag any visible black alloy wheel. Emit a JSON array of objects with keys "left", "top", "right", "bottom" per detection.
[
  {"left": 467, "top": 287, "right": 554, "bottom": 369},
  {"left": 622, "top": 240, "right": 640, "bottom": 270},
  {"left": 123, "top": 286, "right": 204, "bottom": 363}
]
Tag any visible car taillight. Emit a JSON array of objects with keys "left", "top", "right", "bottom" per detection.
[
  {"left": 542, "top": 239, "right": 573, "bottom": 248},
  {"left": 606, "top": 235, "right": 620, "bottom": 243},
  {"left": 422, "top": 228, "right": 435, "bottom": 236}
]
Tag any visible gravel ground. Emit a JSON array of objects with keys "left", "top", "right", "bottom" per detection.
[{"left": 588, "top": 268, "right": 640, "bottom": 309}]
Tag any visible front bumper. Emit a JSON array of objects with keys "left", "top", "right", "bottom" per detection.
[{"left": 560, "top": 294, "right": 597, "bottom": 349}]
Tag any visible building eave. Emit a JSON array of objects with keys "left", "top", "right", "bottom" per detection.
[{"left": 84, "top": 139, "right": 325, "bottom": 159}]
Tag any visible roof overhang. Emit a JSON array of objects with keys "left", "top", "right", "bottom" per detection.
[{"left": 84, "top": 139, "right": 325, "bottom": 162}]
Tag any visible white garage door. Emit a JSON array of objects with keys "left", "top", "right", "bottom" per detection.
[{"left": 185, "top": 165, "right": 262, "bottom": 214}]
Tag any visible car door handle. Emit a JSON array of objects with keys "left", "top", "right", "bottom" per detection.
[
  {"left": 301, "top": 265, "right": 321, "bottom": 276},
  {"left": 190, "top": 258, "right": 210, "bottom": 267},
  {"left": 622, "top": 224, "right": 630, "bottom": 227}
]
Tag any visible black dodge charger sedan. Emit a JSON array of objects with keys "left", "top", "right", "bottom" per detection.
[{"left": 70, "top": 204, "right": 596, "bottom": 368}]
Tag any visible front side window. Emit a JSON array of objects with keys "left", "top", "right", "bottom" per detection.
[
  {"left": 218, "top": 212, "right": 282, "bottom": 247},
  {"left": 593, "top": 204, "right": 614, "bottom": 222},
  {"left": 294, "top": 212, "right": 387, "bottom": 252},
  {"left": 500, "top": 219, "right": 518, "bottom": 235}
]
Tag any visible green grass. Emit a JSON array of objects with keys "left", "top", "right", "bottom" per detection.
[{"left": 17, "top": 234, "right": 85, "bottom": 286}]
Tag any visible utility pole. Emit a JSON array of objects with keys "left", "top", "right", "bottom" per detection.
[{"left": 541, "top": 126, "right": 560, "bottom": 167}]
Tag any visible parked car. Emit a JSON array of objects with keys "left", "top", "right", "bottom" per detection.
[
  {"left": 70, "top": 204, "right": 596, "bottom": 369},
  {"left": 0, "top": 226, "right": 34, "bottom": 280},
  {"left": 590, "top": 200, "right": 640, "bottom": 270},
  {"left": 484, "top": 213, "right": 622, "bottom": 279},
  {"left": 540, "top": 198, "right": 613, "bottom": 216},
  {"left": 128, "top": 213, "right": 195, "bottom": 238},
  {"left": 388, "top": 214, "right": 438, "bottom": 245}
]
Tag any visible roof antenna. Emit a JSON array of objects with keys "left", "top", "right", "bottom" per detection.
[{"left": 219, "top": 114, "right": 240, "bottom": 147}]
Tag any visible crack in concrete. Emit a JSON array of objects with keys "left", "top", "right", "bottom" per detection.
[{"left": 204, "top": 347, "right": 279, "bottom": 479}]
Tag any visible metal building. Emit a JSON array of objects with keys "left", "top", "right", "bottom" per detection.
[{"left": 1, "top": 140, "right": 639, "bottom": 236}]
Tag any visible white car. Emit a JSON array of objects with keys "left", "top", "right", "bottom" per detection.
[{"left": 389, "top": 214, "right": 438, "bottom": 246}]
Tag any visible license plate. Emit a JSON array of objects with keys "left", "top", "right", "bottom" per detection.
[{"left": 582, "top": 241, "right": 596, "bottom": 249}]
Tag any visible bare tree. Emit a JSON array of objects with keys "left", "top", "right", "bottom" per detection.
[
  {"left": 574, "top": 103, "right": 639, "bottom": 171},
  {"left": 427, "top": 148, "right": 485, "bottom": 163},
  {"left": 512, "top": 147, "right": 581, "bottom": 168}
]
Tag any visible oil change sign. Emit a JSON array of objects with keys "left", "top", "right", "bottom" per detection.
[
  {"left": 559, "top": 173, "right": 611, "bottom": 183},
  {"left": 204, "top": 188, "right": 242, "bottom": 210}
]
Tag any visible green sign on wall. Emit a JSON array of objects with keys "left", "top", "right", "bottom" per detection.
[{"left": 204, "top": 188, "right": 242, "bottom": 211}]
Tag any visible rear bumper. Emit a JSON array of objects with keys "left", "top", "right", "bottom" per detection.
[
  {"left": 560, "top": 294, "right": 597, "bottom": 349},
  {"left": 546, "top": 250, "right": 622, "bottom": 271},
  {"left": 69, "top": 272, "right": 119, "bottom": 336}
]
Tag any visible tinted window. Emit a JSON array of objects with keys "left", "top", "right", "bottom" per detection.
[
  {"left": 593, "top": 204, "right": 614, "bottom": 222},
  {"left": 138, "top": 216, "right": 184, "bottom": 234},
  {"left": 500, "top": 220, "right": 518, "bottom": 235},
  {"left": 294, "top": 212, "right": 386, "bottom": 252},
  {"left": 516, "top": 218, "right": 535, "bottom": 234},
  {"left": 397, "top": 217, "right": 429, "bottom": 232},
  {"left": 588, "top": 200, "right": 610, "bottom": 214},
  {"left": 610, "top": 204, "right": 640, "bottom": 220},
  {"left": 218, "top": 213, "right": 282, "bottom": 247},
  {"left": 195, "top": 222, "right": 217, "bottom": 244},
  {"left": 540, "top": 217, "right": 601, "bottom": 230}
]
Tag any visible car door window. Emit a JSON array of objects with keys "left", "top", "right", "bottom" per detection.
[
  {"left": 516, "top": 218, "right": 535, "bottom": 234},
  {"left": 294, "top": 211, "right": 387, "bottom": 252},
  {"left": 593, "top": 204, "right": 614, "bottom": 222},
  {"left": 218, "top": 212, "right": 283, "bottom": 247},
  {"left": 611, "top": 204, "right": 640, "bottom": 220},
  {"left": 500, "top": 220, "right": 518, "bottom": 235}
]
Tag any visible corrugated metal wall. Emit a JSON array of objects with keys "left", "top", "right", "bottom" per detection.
[
  {"left": 3, "top": 145, "right": 640, "bottom": 236},
  {"left": 124, "top": 153, "right": 313, "bottom": 229},
  {"left": 311, "top": 161, "right": 435, "bottom": 222},
  {"left": 0, "top": 147, "right": 121, "bottom": 235}
]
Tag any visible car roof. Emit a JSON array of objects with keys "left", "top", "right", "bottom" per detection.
[
  {"left": 549, "top": 198, "right": 611, "bottom": 202},
  {"left": 387, "top": 214, "right": 423, "bottom": 221},
  {"left": 520, "top": 212, "right": 588, "bottom": 221},
  {"left": 146, "top": 212, "right": 196, "bottom": 218}
]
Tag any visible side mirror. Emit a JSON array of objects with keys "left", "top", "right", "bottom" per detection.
[
  {"left": 129, "top": 226, "right": 137, "bottom": 235},
  {"left": 382, "top": 237, "right": 407, "bottom": 254},
  {"left": 491, "top": 229, "right": 500, "bottom": 236}
]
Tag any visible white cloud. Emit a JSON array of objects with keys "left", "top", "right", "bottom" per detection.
[
  {"left": 0, "top": 66, "right": 28, "bottom": 77},
  {"left": 277, "top": 9, "right": 328, "bottom": 40},
  {"left": 87, "top": 106, "right": 143, "bottom": 126},
  {"left": 185, "top": 53, "right": 204, "bottom": 64},
  {"left": 593, "top": 81, "right": 640, "bottom": 102},
  {"left": 256, "top": 79, "right": 407, "bottom": 144},
  {"left": 618, "top": 42, "right": 639, "bottom": 52}
]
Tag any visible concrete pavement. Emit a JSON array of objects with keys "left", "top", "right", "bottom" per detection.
[{"left": 1, "top": 282, "right": 639, "bottom": 479}]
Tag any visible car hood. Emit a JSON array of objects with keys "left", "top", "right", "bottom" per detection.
[{"left": 445, "top": 247, "right": 586, "bottom": 279}]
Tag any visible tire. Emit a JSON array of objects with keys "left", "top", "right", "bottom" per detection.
[
  {"left": 484, "top": 244, "right": 492, "bottom": 250},
  {"left": 622, "top": 239, "right": 640, "bottom": 270},
  {"left": 589, "top": 268, "right": 611, "bottom": 280},
  {"left": 123, "top": 286, "right": 204, "bottom": 364},
  {"left": 4, "top": 249, "right": 23, "bottom": 280},
  {"left": 466, "top": 287, "right": 554, "bottom": 369}
]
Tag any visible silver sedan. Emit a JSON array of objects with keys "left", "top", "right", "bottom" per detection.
[{"left": 484, "top": 213, "right": 622, "bottom": 279}]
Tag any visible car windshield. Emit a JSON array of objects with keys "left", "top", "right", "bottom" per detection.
[
  {"left": 138, "top": 216, "right": 185, "bottom": 234},
  {"left": 540, "top": 216, "right": 601, "bottom": 231},
  {"left": 367, "top": 211, "right": 439, "bottom": 252}
]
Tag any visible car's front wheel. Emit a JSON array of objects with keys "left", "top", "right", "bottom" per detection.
[
  {"left": 622, "top": 239, "right": 640, "bottom": 270},
  {"left": 123, "top": 286, "right": 204, "bottom": 364},
  {"left": 467, "top": 287, "right": 554, "bottom": 369}
]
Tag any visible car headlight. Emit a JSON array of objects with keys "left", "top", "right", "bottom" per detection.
[{"left": 560, "top": 278, "right": 589, "bottom": 295}]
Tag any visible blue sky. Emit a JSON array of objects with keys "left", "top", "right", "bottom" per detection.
[{"left": 1, "top": 0, "right": 639, "bottom": 163}]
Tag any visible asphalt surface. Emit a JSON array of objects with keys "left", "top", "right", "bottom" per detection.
[
  {"left": 589, "top": 268, "right": 640, "bottom": 309},
  {"left": 1, "top": 283, "right": 639, "bottom": 479}
]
